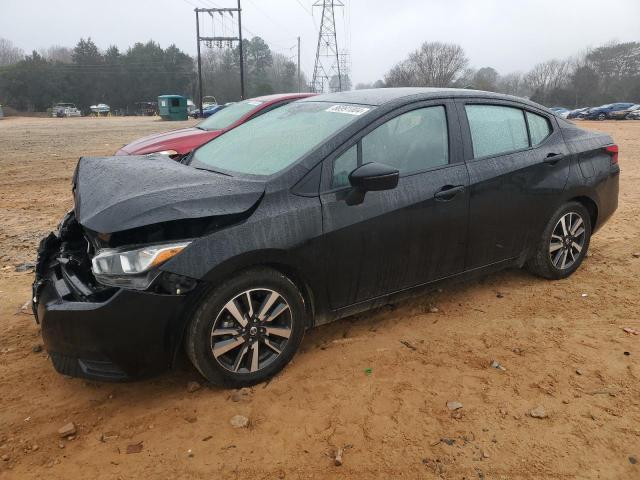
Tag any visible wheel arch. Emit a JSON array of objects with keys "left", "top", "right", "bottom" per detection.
[
  {"left": 169, "top": 250, "right": 322, "bottom": 368},
  {"left": 200, "top": 249, "right": 322, "bottom": 328},
  {"left": 568, "top": 195, "right": 598, "bottom": 230}
]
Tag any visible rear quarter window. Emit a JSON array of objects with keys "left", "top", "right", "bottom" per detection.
[{"left": 526, "top": 111, "right": 552, "bottom": 145}]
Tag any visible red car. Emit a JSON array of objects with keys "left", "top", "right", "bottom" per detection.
[{"left": 115, "top": 93, "right": 316, "bottom": 158}]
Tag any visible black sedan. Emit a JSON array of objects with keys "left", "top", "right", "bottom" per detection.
[{"left": 33, "top": 88, "right": 620, "bottom": 386}]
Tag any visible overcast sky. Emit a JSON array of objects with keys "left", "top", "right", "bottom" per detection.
[{"left": 1, "top": 0, "right": 639, "bottom": 84}]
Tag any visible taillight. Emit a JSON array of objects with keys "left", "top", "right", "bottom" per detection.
[{"left": 605, "top": 144, "right": 619, "bottom": 165}]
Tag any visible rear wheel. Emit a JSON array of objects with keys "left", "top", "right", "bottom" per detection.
[
  {"left": 527, "top": 202, "right": 591, "bottom": 279},
  {"left": 185, "top": 267, "right": 306, "bottom": 387}
]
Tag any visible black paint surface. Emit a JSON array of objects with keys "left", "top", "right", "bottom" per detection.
[{"left": 34, "top": 88, "right": 620, "bottom": 381}]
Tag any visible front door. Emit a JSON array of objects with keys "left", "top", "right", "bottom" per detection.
[{"left": 320, "top": 102, "right": 470, "bottom": 309}]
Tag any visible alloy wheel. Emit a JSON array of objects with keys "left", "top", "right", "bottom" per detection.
[
  {"left": 210, "top": 288, "right": 292, "bottom": 373},
  {"left": 549, "top": 212, "right": 586, "bottom": 270}
]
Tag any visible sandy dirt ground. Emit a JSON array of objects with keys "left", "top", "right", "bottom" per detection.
[{"left": 0, "top": 116, "right": 639, "bottom": 479}]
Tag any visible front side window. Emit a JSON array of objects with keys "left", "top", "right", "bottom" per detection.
[
  {"left": 191, "top": 102, "right": 371, "bottom": 176},
  {"left": 332, "top": 145, "right": 358, "bottom": 188},
  {"left": 361, "top": 106, "right": 449, "bottom": 174},
  {"left": 466, "top": 105, "right": 528, "bottom": 158},
  {"left": 526, "top": 111, "right": 552, "bottom": 145}
]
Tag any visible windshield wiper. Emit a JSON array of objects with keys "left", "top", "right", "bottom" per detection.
[{"left": 192, "top": 166, "right": 232, "bottom": 176}]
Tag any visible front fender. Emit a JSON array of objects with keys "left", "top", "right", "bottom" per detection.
[{"left": 159, "top": 191, "right": 328, "bottom": 321}]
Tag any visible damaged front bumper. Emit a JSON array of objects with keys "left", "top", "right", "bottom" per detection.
[{"left": 32, "top": 219, "right": 190, "bottom": 381}]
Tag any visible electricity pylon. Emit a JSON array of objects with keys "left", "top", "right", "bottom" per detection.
[{"left": 311, "top": 1, "right": 344, "bottom": 93}]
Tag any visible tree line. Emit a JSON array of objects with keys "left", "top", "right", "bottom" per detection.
[
  {"left": 370, "top": 40, "right": 640, "bottom": 107},
  {"left": 0, "top": 37, "right": 305, "bottom": 113},
  {"left": 2, "top": 36, "right": 638, "bottom": 112}
]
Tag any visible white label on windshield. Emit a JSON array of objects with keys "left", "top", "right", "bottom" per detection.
[
  {"left": 326, "top": 105, "right": 370, "bottom": 116},
  {"left": 246, "top": 101, "right": 263, "bottom": 106}
]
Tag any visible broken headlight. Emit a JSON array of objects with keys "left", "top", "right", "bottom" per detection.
[{"left": 91, "top": 241, "right": 191, "bottom": 290}]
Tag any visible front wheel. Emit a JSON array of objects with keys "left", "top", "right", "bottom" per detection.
[
  {"left": 185, "top": 268, "right": 307, "bottom": 387},
  {"left": 597, "top": 113, "right": 607, "bottom": 121},
  {"left": 527, "top": 202, "right": 592, "bottom": 279}
]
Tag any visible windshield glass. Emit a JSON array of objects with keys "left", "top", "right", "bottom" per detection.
[
  {"left": 191, "top": 102, "right": 371, "bottom": 176},
  {"left": 198, "top": 100, "right": 263, "bottom": 131}
]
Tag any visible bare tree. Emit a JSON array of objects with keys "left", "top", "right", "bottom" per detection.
[
  {"left": 384, "top": 42, "right": 468, "bottom": 88},
  {"left": 38, "top": 45, "right": 73, "bottom": 63},
  {"left": 496, "top": 72, "right": 525, "bottom": 96},
  {"left": 409, "top": 41, "right": 468, "bottom": 87},
  {"left": 385, "top": 60, "right": 419, "bottom": 87},
  {"left": 524, "top": 59, "right": 571, "bottom": 102},
  {"left": 0, "top": 37, "right": 24, "bottom": 67}
]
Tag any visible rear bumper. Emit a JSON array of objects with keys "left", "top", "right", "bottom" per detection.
[
  {"left": 33, "top": 234, "right": 189, "bottom": 382},
  {"left": 594, "top": 164, "right": 620, "bottom": 233}
]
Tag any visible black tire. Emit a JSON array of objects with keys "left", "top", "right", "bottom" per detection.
[
  {"left": 527, "top": 202, "right": 592, "bottom": 280},
  {"left": 185, "top": 267, "right": 307, "bottom": 387},
  {"left": 598, "top": 113, "right": 606, "bottom": 121}
]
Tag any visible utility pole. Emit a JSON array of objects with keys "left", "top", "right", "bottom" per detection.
[
  {"left": 196, "top": 9, "right": 203, "bottom": 115},
  {"left": 297, "top": 36, "right": 301, "bottom": 92},
  {"left": 237, "top": 0, "right": 245, "bottom": 99},
  {"left": 194, "top": 3, "right": 245, "bottom": 108},
  {"left": 311, "top": 0, "right": 344, "bottom": 93}
]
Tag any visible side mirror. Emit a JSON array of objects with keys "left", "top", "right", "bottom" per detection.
[{"left": 349, "top": 162, "right": 399, "bottom": 192}]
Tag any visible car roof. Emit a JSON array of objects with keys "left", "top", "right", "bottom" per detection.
[{"left": 299, "top": 87, "right": 544, "bottom": 109}]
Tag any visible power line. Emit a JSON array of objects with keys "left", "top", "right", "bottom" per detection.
[
  {"left": 244, "top": 0, "right": 297, "bottom": 37},
  {"left": 295, "top": 0, "right": 313, "bottom": 16}
]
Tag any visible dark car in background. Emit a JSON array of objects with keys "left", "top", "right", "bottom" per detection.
[
  {"left": 567, "top": 107, "right": 590, "bottom": 119},
  {"left": 191, "top": 102, "right": 231, "bottom": 119},
  {"left": 580, "top": 103, "right": 635, "bottom": 120},
  {"left": 607, "top": 104, "right": 640, "bottom": 120},
  {"left": 115, "top": 93, "right": 316, "bottom": 159},
  {"left": 33, "top": 88, "right": 619, "bottom": 387}
]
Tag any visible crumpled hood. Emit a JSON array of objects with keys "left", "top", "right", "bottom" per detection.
[{"left": 72, "top": 155, "right": 265, "bottom": 233}]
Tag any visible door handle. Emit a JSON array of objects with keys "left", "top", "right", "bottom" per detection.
[
  {"left": 434, "top": 185, "right": 465, "bottom": 201},
  {"left": 543, "top": 153, "right": 564, "bottom": 165}
]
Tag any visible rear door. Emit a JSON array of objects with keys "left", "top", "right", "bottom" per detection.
[
  {"left": 319, "top": 100, "right": 469, "bottom": 309},
  {"left": 456, "top": 100, "right": 570, "bottom": 269}
]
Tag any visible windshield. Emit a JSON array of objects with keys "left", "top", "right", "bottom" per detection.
[
  {"left": 191, "top": 102, "right": 372, "bottom": 176},
  {"left": 198, "top": 100, "right": 264, "bottom": 131}
]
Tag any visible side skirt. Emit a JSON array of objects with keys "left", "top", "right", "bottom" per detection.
[{"left": 316, "top": 257, "right": 519, "bottom": 326}]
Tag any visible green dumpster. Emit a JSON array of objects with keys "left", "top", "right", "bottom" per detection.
[{"left": 158, "top": 95, "right": 188, "bottom": 121}]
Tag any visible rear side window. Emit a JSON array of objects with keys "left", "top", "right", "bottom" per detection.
[
  {"left": 526, "top": 112, "right": 552, "bottom": 145},
  {"left": 361, "top": 106, "right": 449, "bottom": 174},
  {"left": 465, "top": 105, "right": 528, "bottom": 158}
]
